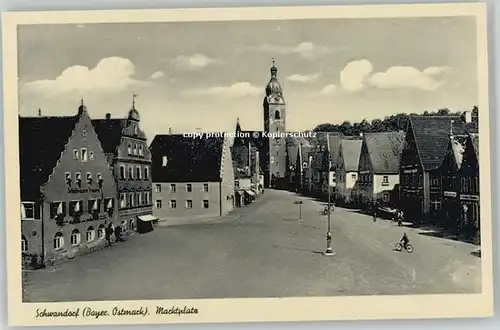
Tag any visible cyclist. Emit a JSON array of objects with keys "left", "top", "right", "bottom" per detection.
[{"left": 400, "top": 232, "right": 410, "bottom": 250}]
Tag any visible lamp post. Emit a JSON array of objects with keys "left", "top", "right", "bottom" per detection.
[{"left": 324, "top": 133, "right": 335, "bottom": 256}]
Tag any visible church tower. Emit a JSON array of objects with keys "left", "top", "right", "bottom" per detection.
[{"left": 262, "top": 59, "right": 286, "bottom": 188}]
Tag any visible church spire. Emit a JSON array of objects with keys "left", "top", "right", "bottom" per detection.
[{"left": 266, "top": 57, "right": 283, "bottom": 97}]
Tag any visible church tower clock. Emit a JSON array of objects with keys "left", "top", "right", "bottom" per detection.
[{"left": 262, "top": 59, "right": 286, "bottom": 188}]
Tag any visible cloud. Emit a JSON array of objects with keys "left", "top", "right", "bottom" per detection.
[
  {"left": 340, "top": 59, "right": 373, "bottom": 92},
  {"left": 23, "top": 57, "right": 148, "bottom": 97},
  {"left": 338, "top": 59, "right": 449, "bottom": 92},
  {"left": 238, "top": 42, "right": 333, "bottom": 59},
  {"left": 170, "top": 54, "right": 217, "bottom": 70},
  {"left": 369, "top": 66, "right": 447, "bottom": 91},
  {"left": 150, "top": 71, "right": 165, "bottom": 80},
  {"left": 320, "top": 84, "right": 337, "bottom": 95},
  {"left": 286, "top": 73, "right": 319, "bottom": 83},
  {"left": 185, "top": 81, "right": 261, "bottom": 98}
]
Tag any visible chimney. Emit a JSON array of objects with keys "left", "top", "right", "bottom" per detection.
[
  {"left": 105, "top": 113, "right": 111, "bottom": 120},
  {"left": 168, "top": 127, "right": 172, "bottom": 134},
  {"left": 461, "top": 110, "right": 472, "bottom": 124},
  {"left": 38, "top": 108, "right": 42, "bottom": 117},
  {"left": 359, "top": 132, "right": 364, "bottom": 138}
]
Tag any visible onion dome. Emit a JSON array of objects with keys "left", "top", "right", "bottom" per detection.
[{"left": 265, "top": 59, "right": 283, "bottom": 97}]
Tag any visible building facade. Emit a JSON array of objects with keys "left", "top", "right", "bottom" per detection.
[
  {"left": 150, "top": 134, "right": 235, "bottom": 223},
  {"left": 399, "top": 116, "right": 469, "bottom": 222},
  {"left": 335, "top": 138, "right": 363, "bottom": 204},
  {"left": 20, "top": 103, "right": 119, "bottom": 268},
  {"left": 356, "top": 132, "right": 405, "bottom": 207},
  {"left": 92, "top": 98, "right": 156, "bottom": 234},
  {"left": 459, "top": 133, "right": 480, "bottom": 234},
  {"left": 440, "top": 134, "right": 468, "bottom": 228}
]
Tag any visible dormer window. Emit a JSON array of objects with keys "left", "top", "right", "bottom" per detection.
[{"left": 162, "top": 156, "right": 168, "bottom": 167}]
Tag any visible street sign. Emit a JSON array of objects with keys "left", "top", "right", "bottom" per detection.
[{"left": 294, "top": 201, "right": 303, "bottom": 205}]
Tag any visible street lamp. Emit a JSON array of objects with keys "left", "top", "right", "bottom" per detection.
[
  {"left": 294, "top": 200, "right": 303, "bottom": 221},
  {"left": 324, "top": 132, "right": 335, "bottom": 256}
]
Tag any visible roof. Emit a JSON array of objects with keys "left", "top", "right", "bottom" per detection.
[
  {"left": 286, "top": 135, "right": 313, "bottom": 167},
  {"left": 340, "top": 139, "right": 363, "bottom": 172},
  {"left": 364, "top": 131, "right": 405, "bottom": 174},
  {"left": 150, "top": 134, "right": 224, "bottom": 182},
  {"left": 409, "top": 116, "right": 469, "bottom": 171},
  {"left": 470, "top": 133, "right": 479, "bottom": 161},
  {"left": 91, "top": 119, "right": 127, "bottom": 154},
  {"left": 19, "top": 115, "right": 80, "bottom": 200},
  {"left": 327, "top": 134, "right": 343, "bottom": 169}
]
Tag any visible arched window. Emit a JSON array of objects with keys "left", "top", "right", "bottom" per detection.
[
  {"left": 86, "top": 226, "right": 95, "bottom": 242},
  {"left": 98, "top": 225, "right": 106, "bottom": 239},
  {"left": 70, "top": 229, "right": 81, "bottom": 246},
  {"left": 274, "top": 110, "right": 281, "bottom": 120},
  {"left": 53, "top": 232, "right": 64, "bottom": 250},
  {"left": 21, "top": 235, "right": 28, "bottom": 253}
]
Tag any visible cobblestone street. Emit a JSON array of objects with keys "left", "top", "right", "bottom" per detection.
[{"left": 23, "top": 189, "right": 481, "bottom": 302}]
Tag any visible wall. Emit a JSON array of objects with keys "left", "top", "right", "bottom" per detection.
[
  {"left": 38, "top": 109, "right": 119, "bottom": 264},
  {"left": 373, "top": 174, "right": 399, "bottom": 204},
  {"left": 152, "top": 182, "right": 222, "bottom": 221}
]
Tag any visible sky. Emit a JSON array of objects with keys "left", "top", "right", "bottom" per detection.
[{"left": 17, "top": 16, "right": 479, "bottom": 140}]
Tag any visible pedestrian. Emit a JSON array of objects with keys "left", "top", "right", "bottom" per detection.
[
  {"left": 105, "top": 226, "right": 113, "bottom": 246},
  {"left": 115, "top": 225, "right": 122, "bottom": 242}
]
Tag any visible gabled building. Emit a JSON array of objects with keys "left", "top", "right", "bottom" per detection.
[
  {"left": 322, "top": 133, "right": 343, "bottom": 199},
  {"left": 459, "top": 133, "right": 480, "bottom": 234},
  {"left": 335, "top": 138, "right": 363, "bottom": 204},
  {"left": 150, "top": 134, "right": 235, "bottom": 223},
  {"left": 356, "top": 131, "right": 405, "bottom": 207},
  {"left": 440, "top": 133, "right": 468, "bottom": 228},
  {"left": 92, "top": 97, "right": 155, "bottom": 233},
  {"left": 399, "top": 116, "right": 469, "bottom": 221},
  {"left": 294, "top": 142, "right": 313, "bottom": 193},
  {"left": 20, "top": 103, "right": 119, "bottom": 268}
]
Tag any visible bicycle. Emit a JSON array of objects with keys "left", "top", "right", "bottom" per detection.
[{"left": 395, "top": 242, "right": 414, "bottom": 253}]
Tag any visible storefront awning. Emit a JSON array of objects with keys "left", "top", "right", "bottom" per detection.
[
  {"left": 245, "top": 190, "right": 256, "bottom": 197},
  {"left": 138, "top": 214, "right": 158, "bottom": 222}
]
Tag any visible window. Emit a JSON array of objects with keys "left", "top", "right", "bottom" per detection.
[
  {"left": 129, "top": 219, "right": 135, "bottom": 231},
  {"left": 129, "top": 193, "right": 135, "bottom": 207},
  {"left": 139, "top": 145, "right": 144, "bottom": 156},
  {"left": 97, "top": 173, "right": 103, "bottom": 185},
  {"left": 119, "top": 165, "right": 126, "bottom": 180},
  {"left": 170, "top": 200, "right": 177, "bottom": 209},
  {"left": 156, "top": 200, "right": 163, "bottom": 209},
  {"left": 50, "top": 201, "right": 66, "bottom": 219},
  {"left": 86, "top": 227, "right": 95, "bottom": 242},
  {"left": 235, "top": 180, "right": 240, "bottom": 188},
  {"left": 144, "top": 192, "right": 150, "bottom": 205},
  {"left": 21, "top": 235, "right": 28, "bottom": 253},
  {"left": 128, "top": 166, "right": 133, "bottom": 180},
  {"left": 203, "top": 184, "right": 209, "bottom": 192},
  {"left": 81, "top": 148, "right": 88, "bottom": 162},
  {"left": 162, "top": 156, "right": 168, "bottom": 167},
  {"left": 105, "top": 198, "right": 114, "bottom": 211},
  {"left": 73, "top": 149, "right": 79, "bottom": 159},
  {"left": 203, "top": 200, "right": 209, "bottom": 209},
  {"left": 65, "top": 172, "right": 72, "bottom": 185},
  {"left": 144, "top": 167, "right": 149, "bottom": 180},
  {"left": 82, "top": 129, "right": 88, "bottom": 136},
  {"left": 98, "top": 225, "right": 106, "bottom": 239},
  {"left": 86, "top": 172, "right": 93, "bottom": 185},
  {"left": 186, "top": 184, "right": 192, "bottom": 192},
  {"left": 431, "top": 200, "right": 442, "bottom": 211},
  {"left": 137, "top": 192, "right": 142, "bottom": 205},
  {"left": 75, "top": 172, "right": 82, "bottom": 186},
  {"left": 128, "top": 143, "right": 132, "bottom": 155},
  {"left": 382, "top": 175, "right": 389, "bottom": 185},
  {"left": 431, "top": 177, "right": 439, "bottom": 187},
  {"left": 383, "top": 193, "right": 390, "bottom": 203},
  {"left": 89, "top": 151, "right": 94, "bottom": 160},
  {"left": 69, "top": 200, "right": 83, "bottom": 216},
  {"left": 133, "top": 144, "right": 138, "bottom": 155},
  {"left": 53, "top": 232, "right": 64, "bottom": 250},
  {"left": 88, "top": 199, "right": 100, "bottom": 214},
  {"left": 136, "top": 166, "right": 142, "bottom": 180},
  {"left": 21, "top": 202, "right": 35, "bottom": 220},
  {"left": 170, "top": 184, "right": 176, "bottom": 193},
  {"left": 155, "top": 184, "right": 161, "bottom": 193},
  {"left": 275, "top": 110, "right": 281, "bottom": 120},
  {"left": 120, "top": 193, "right": 126, "bottom": 208},
  {"left": 351, "top": 173, "right": 356, "bottom": 180},
  {"left": 70, "top": 229, "right": 81, "bottom": 246},
  {"left": 186, "top": 200, "right": 193, "bottom": 209}
]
